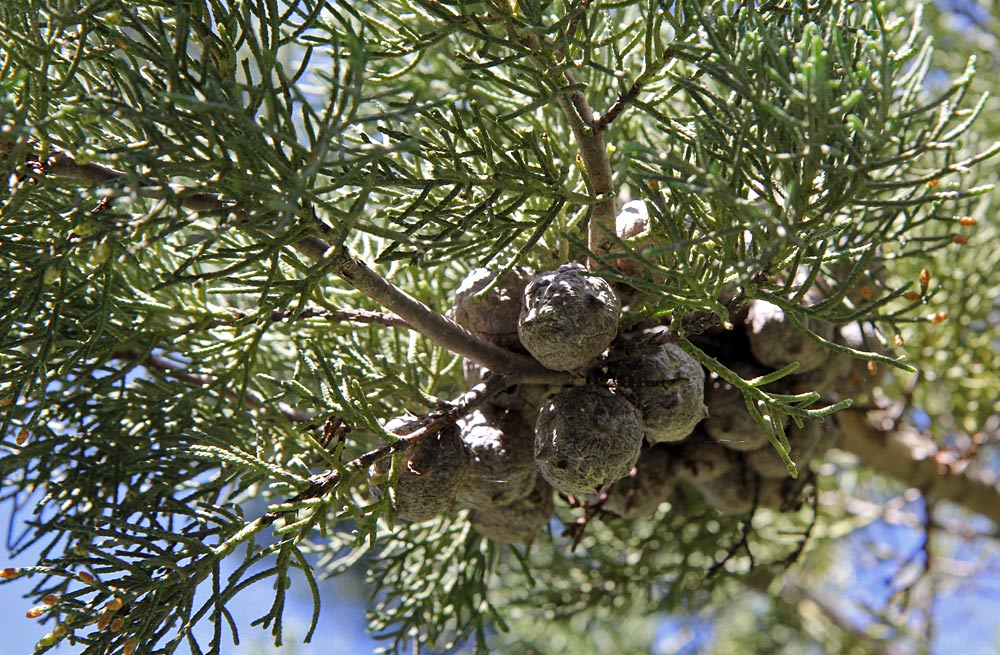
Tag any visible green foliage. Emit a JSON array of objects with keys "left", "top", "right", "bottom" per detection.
[
  {"left": 1, "top": 0, "right": 998, "bottom": 653},
  {"left": 365, "top": 516, "right": 500, "bottom": 654}
]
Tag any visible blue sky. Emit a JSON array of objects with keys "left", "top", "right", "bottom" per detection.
[{"left": 0, "top": 508, "right": 378, "bottom": 655}]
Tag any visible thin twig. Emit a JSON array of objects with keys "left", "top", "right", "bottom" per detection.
[
  {"left": 200, "top": 376, "right": 508, "bottom": 566},
  {"left": 770, "top": 575, "right": 909, "bottom": 655},
  {"left": 707, "top": 475, "right": 759, "bottom": 578},
  {"left": 257, "top": 375, "right": 508, "bottom": 529},
  {"left": 593, "top": 47, "right": 675, "bottom": 133},
  {"left": 888, "top": 370, "right": 922, "bottom": 430},
  {"left": 513, "top": 24, "right": 617, "bottom": 268},
  {"left": 563, "top": 502, "right": 601, "bottom": 552},
  {"left": 227, "top": 306, "right": 413, "bottom": 330},
  {"left": 3, "top": 137, "right": 566, "bottom": 385},
  {"left": 555, "top": 83, "right": 618, "bottom": 268},
  {"left": 593, "top": 77, "right": 643, "bottom": 132},
  {"left": 919, "top": 502, "right": 939, "bottom": 655},
  {"left": 889, "top": 498, "right": 934, "bottom": 609},
  {"left": 780, "top": 476, "right": 819, "bottom": 568},
  {"left": 115, "top": 348, "right": 512, "bottom": 558},
  {"left": 115, "top": 349, "right": 315, "bottom": 423}
]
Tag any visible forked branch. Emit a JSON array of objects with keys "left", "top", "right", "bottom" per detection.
[
  {"left": 1, "top": 138, "right": 565, "bottom": 385},
  {"left": 838, "top": 409, "right": 1000, "bottom": 530}
]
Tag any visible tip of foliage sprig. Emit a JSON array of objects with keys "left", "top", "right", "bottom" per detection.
[
  {"left": 97, "top": 613, "right": 113, "bottom": 631},
  {"left": 919, "top": 268, "right": 931, "bottom": 290},
  {"left": 34, "top": 623, "right": 67, "bottom": 650},
  {"left": 26, "top": 605, "right": 47, "bottom": 619}
]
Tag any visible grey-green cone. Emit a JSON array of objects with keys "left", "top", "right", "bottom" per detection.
[
  {"left": 518, "top": 263, "right": 620, "bottom": 372},
  {"left": 534, "top": 386, "right": 643, "bottom": 496}
]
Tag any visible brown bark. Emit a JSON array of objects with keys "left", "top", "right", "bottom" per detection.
[
  {"left": 838, "top": 409, "right": 1000, "bottom": 530},
  {"left": 556, "top": 72, "right": 618, "bottom": 269}
]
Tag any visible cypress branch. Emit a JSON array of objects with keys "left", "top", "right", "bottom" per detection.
[
  {"left": 2, "top": 1, "right": 1000, "bottom": 654},
  {"left": 0, "top": 137, "right": 564, "bottom": 384}
]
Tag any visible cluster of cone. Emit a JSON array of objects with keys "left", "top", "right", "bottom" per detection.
[{"left": 368, "top": 208, "right": 884, "bottom": 544}]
